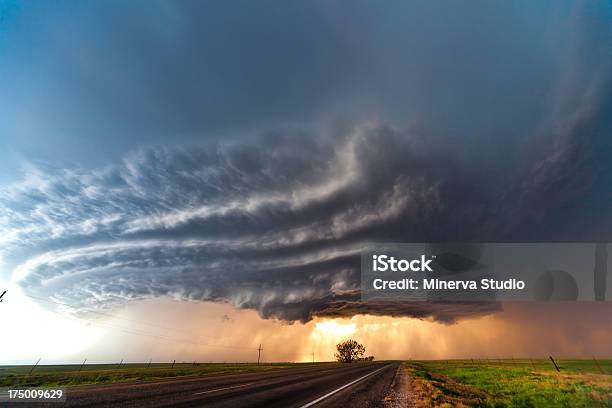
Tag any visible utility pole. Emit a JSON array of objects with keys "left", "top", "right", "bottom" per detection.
[
  {"left": 312, "top": 351, "right": 315, "bottom": 364},
  {"left": 257, "top": 344, "right": 263, "bottom": 366}
]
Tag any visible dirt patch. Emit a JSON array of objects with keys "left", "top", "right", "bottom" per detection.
[{"left": 405, "top": 366, "right": 491, "bottom": 407}]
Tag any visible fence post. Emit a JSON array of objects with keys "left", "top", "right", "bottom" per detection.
[
  {"left": 78, "top": 358, "right": 87, "bottom": 373},
  {"left": 28, "top": 358, "right": 41, "bottom": 376},
  {"left": 549, "top": 356, "right": 560, "bottom": 372},
  {"left": 593, "top": 357, "right": 604, "bottom": 374}
]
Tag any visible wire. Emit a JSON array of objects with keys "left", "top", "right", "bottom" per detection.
[
  {"left": 24, "top": 294, "right": 206, "bottom": 337},
  {"left": 23, "top": 294, "right": 259, "bottom": 351}
]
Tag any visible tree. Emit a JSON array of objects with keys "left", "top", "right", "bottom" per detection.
[{"left": 335, "top": 339, "right": 366, "bottom": 363}]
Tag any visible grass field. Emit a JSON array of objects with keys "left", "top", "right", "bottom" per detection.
[
  {"left": 406, "top": 359, "right": 612, "bottom": 407},
  {"left": 0, "top": 362, "right": 322, "bottom": 388}
]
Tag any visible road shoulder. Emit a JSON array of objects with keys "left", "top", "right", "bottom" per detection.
[{"left": 382, "top": 363, "right": 416, "bottom": 408}]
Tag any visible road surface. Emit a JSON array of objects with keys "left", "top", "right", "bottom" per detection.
[{"left": 58, "top": 362, "right": 400, "bottom": 407}]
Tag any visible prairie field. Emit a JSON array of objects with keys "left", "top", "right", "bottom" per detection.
[
  {"left": 0, "top": 362, "right": 316, "bottom": 388},
  {"left": 406, "top": 359, "right": 612, "bottom": 407}
]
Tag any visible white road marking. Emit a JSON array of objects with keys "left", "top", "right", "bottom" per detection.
[
  {"left": 193, "top": 382, "right": 254, "bottom": 395},
  {"left": 298, "top": 365, "right": 388, "bottom": 408}
]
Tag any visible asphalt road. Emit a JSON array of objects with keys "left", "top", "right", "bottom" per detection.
[{"left": 55, "top": 362, "right": 399, "bottom": 407}]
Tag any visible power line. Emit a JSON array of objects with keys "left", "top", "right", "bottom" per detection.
[
  {"left": 26, "top": 295, "right": 257, "bottom": 351},
  {"left": 24, "top": 294, "right": 203, "bottom": 338}
]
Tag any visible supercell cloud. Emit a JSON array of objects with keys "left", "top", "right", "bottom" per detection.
[{"left": 3, "top": 116, "right": 611, "bottom": 322}]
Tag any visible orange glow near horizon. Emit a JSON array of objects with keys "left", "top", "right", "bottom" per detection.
[{"left": 2, "top": 298, "right": 612, "bottom": 365}]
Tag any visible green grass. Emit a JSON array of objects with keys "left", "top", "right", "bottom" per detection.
[
  {"left": 0, "top": 362, "right": 324, "bottom": 388},
  {"left": 406, "top": 359, "right": 612, "bottom": 408}
]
